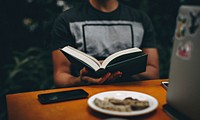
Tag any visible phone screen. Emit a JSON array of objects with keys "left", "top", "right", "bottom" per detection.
[{"left": 38, "top": 89, "right": 89, "bottom": 104}]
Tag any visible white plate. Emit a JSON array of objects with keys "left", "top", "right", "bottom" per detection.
[{"left": 88, "top": 90, "right": 158, "bottom": 116}]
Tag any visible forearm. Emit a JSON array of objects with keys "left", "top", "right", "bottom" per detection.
[
  {"left": 54, "top": 72, "right": 82, "bottom": 88},
  {"left": 52, "top": 50, "right": 84, "bottom": 87},
  {"left": 131, "top": 65, "right": 159, "bottom": 80},
  {"left": 131, "top": 48, "right": 160, "bottom": 81}
]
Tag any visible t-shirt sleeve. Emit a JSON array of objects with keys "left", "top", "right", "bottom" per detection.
[
  {"left": 140, "top": 12, "right": 157, "bottom": 48},
  {"left": 50, "top": 13, "right": 75, "bottom": 51}
]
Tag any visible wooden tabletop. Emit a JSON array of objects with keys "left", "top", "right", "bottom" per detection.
[{"left": 6, "top": 79, "right": 171, "bottom": 120}]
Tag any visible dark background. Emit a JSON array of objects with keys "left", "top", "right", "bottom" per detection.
[{"left": 0, "top": 0, "right": 200, "bottom": 119}]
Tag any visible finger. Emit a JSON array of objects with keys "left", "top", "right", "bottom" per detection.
[
  {"left": 80, "top": 67, "right": 89, "bottom": 75},
  {"left": 81, "top": 76, "right": 93, "bottom": 83},
  {"left": 81, "top": 75, "right": 105, "bottom": 84},
  {"left": 83, "top": 73, "right": 111, "bottom": 84},
  {"left": 108, "top": 71, "right": 122, "bottom": 80},
  {"left": 98, "top": 73, "right": 111, "bottom": 84}
]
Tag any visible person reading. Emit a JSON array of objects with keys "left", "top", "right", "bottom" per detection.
[{"left": 51, "top": 0, "right": 159, "bottom": 87}]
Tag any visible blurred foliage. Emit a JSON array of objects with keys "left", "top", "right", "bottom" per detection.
[
  {"left": 1, "top": 48, "right": 54, "bottom": 94},
  {"left": 0, "top": 0, "right": 200, "bottom": 120},
  {"left": 0, "top": 47, "right": 54, "bottom": 120}
]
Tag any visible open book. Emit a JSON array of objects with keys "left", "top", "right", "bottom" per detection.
[{"left": 60, "top": 46, "right": 148, "bottom": 78}]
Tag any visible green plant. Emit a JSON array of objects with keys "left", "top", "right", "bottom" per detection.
[
  {"left": 2, "top": 47, "right": 54, "bottom": 94},
  {"left": 0, "top": 47, "right": 54, "bottom": 120}
]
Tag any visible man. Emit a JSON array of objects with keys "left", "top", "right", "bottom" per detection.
[{"left": 51, "top": 0, "right": 159, "bottom": 87}]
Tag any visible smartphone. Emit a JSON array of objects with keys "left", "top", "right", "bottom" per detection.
[
  {"left": 38, "top": 89, "right": 89, "bottom": 104},
  {"left": 161, "top": 81, "right": 169, "bottom": 90}
]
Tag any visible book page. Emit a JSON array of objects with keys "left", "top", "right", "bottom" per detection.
[
  {"left": 67, "top": 46, "right": 101, "bottom": 67},
  {"left": 101, "top": 47, "right": 142, "bottom": 68},
  {"left": 62, "top": 46, "right": 101, "bottom": 71}
]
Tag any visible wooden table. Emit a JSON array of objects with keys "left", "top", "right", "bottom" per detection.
[{"left": 6, "top": 79, "right": 171, "bottom": 120}]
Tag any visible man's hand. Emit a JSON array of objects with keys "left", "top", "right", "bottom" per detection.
[{"left": 80, "top": 67, "right": 122, "bottom": 84}]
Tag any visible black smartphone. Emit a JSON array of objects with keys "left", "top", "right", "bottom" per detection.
[
  {"left": 38, "top": 89, "right": 89, "bottom": 104},
  {"left": 161, "top": 81, "right": 169, "bottom": 90}
]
